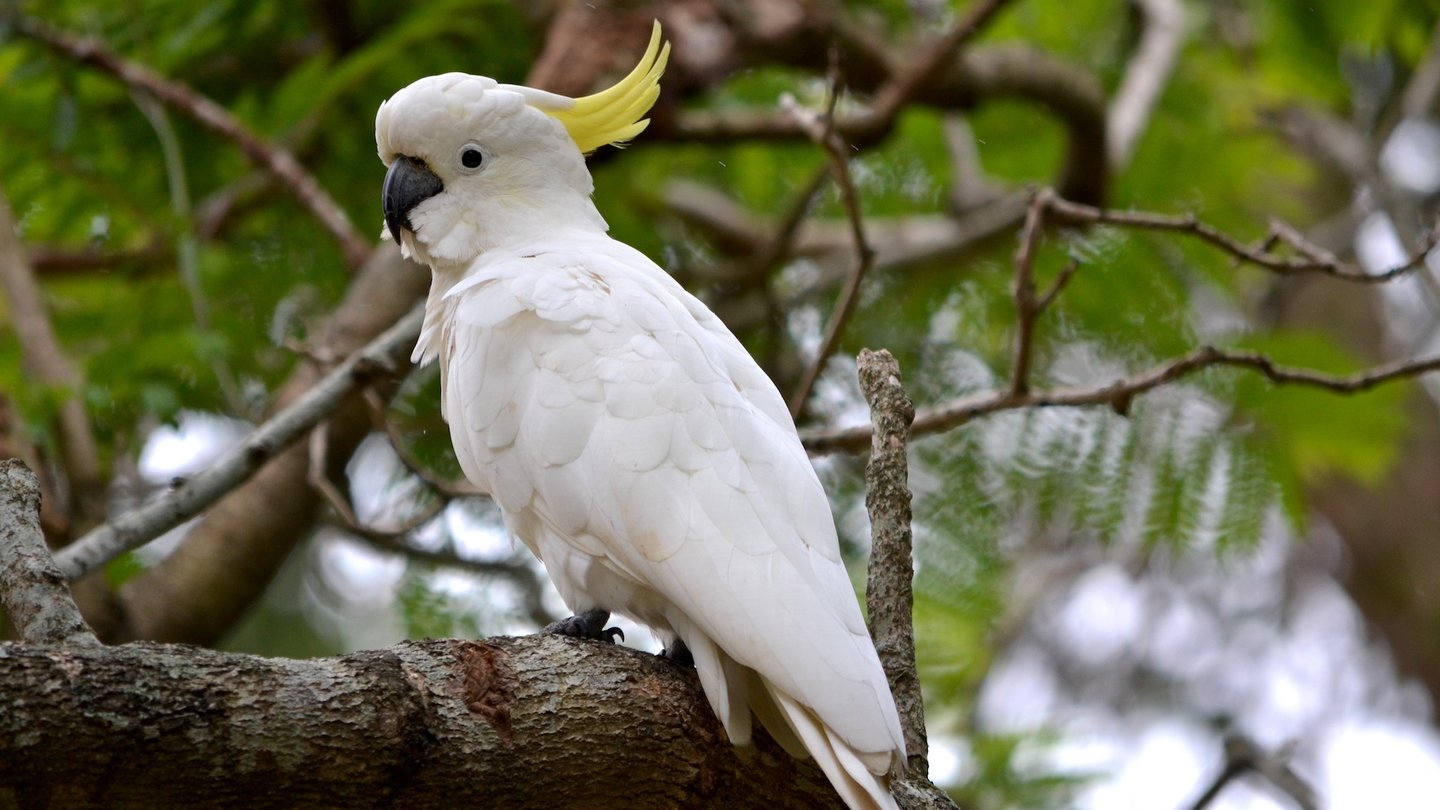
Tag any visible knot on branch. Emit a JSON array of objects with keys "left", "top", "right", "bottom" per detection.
[{"left": 454, "top": 641, "right": 517, "bottom": 745}]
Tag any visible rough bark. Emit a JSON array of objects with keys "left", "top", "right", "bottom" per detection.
[
  {"left": 0, "top": 460, "right": 97, "bottom": 647},
  {"left": 0, "top": 635, "right": 846, "bottom": 809},
  {"left": 859, "top": 351, "right": 958, "bottom": 810}
]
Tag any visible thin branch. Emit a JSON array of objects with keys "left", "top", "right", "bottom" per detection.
[
  {"left": 1036, "top": 258, "right": 1082, "bottom": 311},
  {"left": 348, "top": 526, "right": 557, "bottom": 630},
  {"left": 0, "top": 188, "right": 104, "bottom": 526},
  {"left": 672, "top": 43, "right": 1108, "bottom": 204},
  {"left": 1107, "top": 0, "right": 1186, "bottom": 169},
  {"left": 28, "top": 241, "right": 170, "bottom": 276},
  {"left": 131, "top": 89, "right": 245, "bottom": 413},
  {"left": 307, "top": 421, "right": 449, "bottom": 543},
  {"left": 14, "top": 15, "right": 372, "bottom": 269},
  {"left": 865, "top": 0, "right": 1019, "bottom": 128},
  {"left": 745, "top": 165, "right": 833, "bottom": 284},
  {"left": 804, "top": 345, "right": 1440, "bottom": 454},
  {"left": 360, "top": 389, "right": 483, "bottom": 500},
  {"left": 1043, "top": 194, "right": 1440, "bottom": 283},
  {"left": 55, "top": 305, "right": 425, "bottom": 581},
  {"left": 1008, "top": 190, "right": 1050, "bottom": 396},
  {"left": 1185, "top": 734, "right": 1318, "bottom": 810},
  {"left": 786, "top": 81, "right": 879, "bottom": 419},
  {"left": 675, "top": 0, "right": 1019, "bottom": 150},
  {"left": 0, "top": 460, "right": 99, "bottom": 646}
]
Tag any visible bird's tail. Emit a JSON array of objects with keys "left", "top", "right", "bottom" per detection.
[
  {"left": 677, "top": 617, "right": 900, "bottom": 810},
  {"left": 767, "top": 685, "right": 899, "bottom": 810}
]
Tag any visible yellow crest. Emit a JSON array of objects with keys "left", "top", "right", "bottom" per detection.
[{"left": 547, "top": 22, "right": 669, "bottom": 154}]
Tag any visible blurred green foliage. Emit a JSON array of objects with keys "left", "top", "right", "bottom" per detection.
[{"left": 2, "top": 1, "right": 1437, "bottom": 806}]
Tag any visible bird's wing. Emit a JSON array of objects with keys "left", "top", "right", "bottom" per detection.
[{"left": 440, "top": 240, "right": 903, "bottom": 760}]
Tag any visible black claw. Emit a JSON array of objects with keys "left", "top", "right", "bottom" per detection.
[
  {"left": 660, "top": 638, "right": 694, "bottom": 668},
  {"left": 544, "top": 608, "right": 623, "bottom": 644}
]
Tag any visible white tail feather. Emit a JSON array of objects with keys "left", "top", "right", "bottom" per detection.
[{"left": 770, "top": 689, "right": 898, "bottom": 810}]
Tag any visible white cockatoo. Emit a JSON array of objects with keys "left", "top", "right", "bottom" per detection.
[{"left": 376, "top": 24, "right": 905, "bottom": 809}]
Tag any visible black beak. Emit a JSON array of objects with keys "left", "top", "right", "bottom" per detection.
[{"left": 382, "top": 156, "right": 444, "bottom": 245}]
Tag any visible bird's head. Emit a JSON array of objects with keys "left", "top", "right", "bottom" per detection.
[{"left": 376, "top": 23, "right": 668, "bottom": 265}]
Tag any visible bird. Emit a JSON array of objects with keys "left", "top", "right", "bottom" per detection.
[{"left": 375, "top": 23, "right": 905, "bottom": 809}]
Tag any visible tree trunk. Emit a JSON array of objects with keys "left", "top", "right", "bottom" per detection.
[{"left": 0, "top": 634, "right": 846, "bottom": 809}]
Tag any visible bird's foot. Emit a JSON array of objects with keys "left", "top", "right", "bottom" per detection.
[
  {"left": 545, "top": 608, "right": 624, "bottom": 643},
  {"left": 659, "top": 638, "right": 694, "bottom": 668}
]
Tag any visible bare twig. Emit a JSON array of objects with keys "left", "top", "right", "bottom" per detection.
[
  {"left": 360, "top": 389, "right": 483, "bottom": 500},
  {"left": 1043, "top": 195, "right": 1440, "bottom": 283},
  {"left": 865, "top": 0, "right": 1018, "bottom": 128},
  {"left": 14, "top": 15, "right": 372, "bottom": 269},
  {"left": 307, "top": 421, "right": 448, "bottom": 542},
  {"left": 349, "top": 524, "right": 557, "bottom": 632},
  {"left": 1185, "top": 734, "right": 1318, "bottom": 810},
  {"left": 55, "top": 305, "right": 425, "bottom": 581},
  {"left": 0, "top": 460, "right": 99, "bottom": 646},
  {"left": 804, "top": 344, "right": 1440, "bottom": 454},
  {"left": 131, "top": 89, "right": 244, "bottom": 413},
  {"left": 749, "top": 165, "right": 834, "bottom": 283},
  {"left": 1107, "top": 0, "right": 1186, "bottom": 169},
  {"left": 786, "top": 80, "right": 879, "bottom": 419},
  {"left": 0, "top": 188, "right": 104, "bottom": 526},
  {"left": 1009, "top": 191, "right": 1050, "bottom": 396}
]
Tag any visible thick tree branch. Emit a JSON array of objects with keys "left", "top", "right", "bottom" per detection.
[
  {"left": 13, "top": 15, "right": 372, "bottom": 269},
  {"left": 0, "top": 188, "right": 105, "bottom": 527},
  {"left": 0, "top": 635, "right": 848, "bottom": 808},
  {"left": 0, "top": 460, "right": 98, "bottom": 647},
  {"left": 55, "top": 304, "right": 423, "bottom": 582}
]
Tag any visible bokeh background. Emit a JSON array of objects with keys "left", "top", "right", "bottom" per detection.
[{"left": 4, "top": 1, "right": 1440, "bottom": 807}]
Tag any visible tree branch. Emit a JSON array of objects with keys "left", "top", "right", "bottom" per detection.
[
  {"left": 1184, "top": 734, "right": 1318, "bottom": 810},
  {"left": 0, "top": 187, "right": 104, "bottom": 527},
  {"left": 0, "top": 460, "right": 98, "bottom": 647},
  {"left": 672, "top": 45, "right": 1107, "bottom": 204},
  {"left": 857, "top": 352, "right": 932, "bottom": 772},
  {"left": 12, "top": 15, "right": 372, "bottom": 269},
  {"left": 54, "top": 305, "right": 424, "bottom": 582},
  {"left": 1043, "top": 194, "right": 1440, "bottom": 283},
  {"left": 805, "top": 344, "right": 1440, "bottom": 454},
  {"left": 361, "top": 388, "right": 484, "bottom": 500},
  {"left": 787, "top": 71, "right": 879, "bottom": 419},
  {"left": 0, "top": 635, "right": 849, "bottom": 808},
  {"left": 1008, "top": 191, "right": 1050, "bottom": 396}
]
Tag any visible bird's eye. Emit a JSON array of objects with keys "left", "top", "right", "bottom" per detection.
[{"left": 459, "top": 145, "right": 484, "bottom": 171}]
